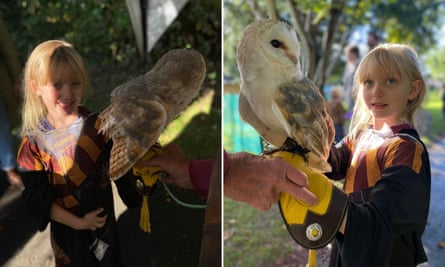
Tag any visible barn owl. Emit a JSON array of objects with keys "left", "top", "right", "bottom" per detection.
[
  {"left": 237, "top": 19, "right": 331, "bottom": 172},
  {"left": 98, "top": 49, "right": 206, "bottom": 180}
]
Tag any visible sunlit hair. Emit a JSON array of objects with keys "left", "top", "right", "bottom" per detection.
[
  {"left": 349, "top": 43, "right": 426, "bottom": 137},
  {"left": 21, "top": 40, "right": 88, "bottom": 136}
]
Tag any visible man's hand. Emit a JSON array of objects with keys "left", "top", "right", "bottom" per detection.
[
  {"left": 135, "top": 143, "right": 193, "bottom": 189},
  {"left": 224, "top": 152, "right": 318, "bottom": 211}
]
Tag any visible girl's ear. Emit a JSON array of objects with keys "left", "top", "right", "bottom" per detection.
[
  {"left": 30, "top": 80, "right": 41, "bottom": 96},
  {"left": 408, "top": 80, "right": 423, "bottom": 100}
]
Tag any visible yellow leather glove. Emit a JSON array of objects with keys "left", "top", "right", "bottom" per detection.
[
  {"left": 269, "top": 150, "right": 349, "bottom": 249},
  {"left": 132, "top": 143, "right": 166, "bottom": 233}
]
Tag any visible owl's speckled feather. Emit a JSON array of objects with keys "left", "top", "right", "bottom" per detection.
[
  {"left": 237, "top": 19, "right": 331, "bottom": 172},
  {"left": 98, "top": 49, "right": 206, "bottom": 180}
]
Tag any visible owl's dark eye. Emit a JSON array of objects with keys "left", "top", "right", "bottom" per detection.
[{"left": 270, "top": 39, "right": 281, "bottom": 48}]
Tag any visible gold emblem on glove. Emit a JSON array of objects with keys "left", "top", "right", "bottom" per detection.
[{"left": 306, "top": 223, "right": 323, "bottom": 241}]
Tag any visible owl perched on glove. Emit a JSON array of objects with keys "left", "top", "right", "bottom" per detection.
[
  {"left": 237, "top": 19, "right": 331, "bottom": 173},
  {"left": 98, "top": 49, "right": 206, "bottom": 180}
]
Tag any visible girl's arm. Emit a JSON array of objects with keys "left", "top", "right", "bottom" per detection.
[{"left": 50, "top": 203, "right": 107, "bottom": 231}]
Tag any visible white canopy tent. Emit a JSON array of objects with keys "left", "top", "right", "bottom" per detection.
[{"left": 125, "top": 0, "right": 189, "bottom": 55}]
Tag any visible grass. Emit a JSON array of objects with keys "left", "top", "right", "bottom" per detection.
[
  {"left": 223, "top": 90, "right": 445, "bottom": 266},
  {"left": 421, "top": 88, "right": 445, "bottom": 145},
  {"left": 223, "top": 200, "right": 306, "bottom": 267},
  {"left": 160, "top": 89, "right": 221, "bottom": 159}
]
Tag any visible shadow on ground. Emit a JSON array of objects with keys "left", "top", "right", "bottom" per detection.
[{"left": 0, "top": 171, "right": 39, "bottom": 265}]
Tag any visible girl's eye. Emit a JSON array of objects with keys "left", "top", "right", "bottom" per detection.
[
  {"left": 386, "top": 78, "right": 397, "bottom": 85},
  {"left": 53, "top": 83, "right": 62, "bottom": 90},
  {"left": 363, "top": 80, "right": 373, "bottom": 87},
  {"left": 72, "top": 81, "right": 81, "bottom": 87}
]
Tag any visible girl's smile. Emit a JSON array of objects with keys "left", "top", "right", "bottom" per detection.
[{"left": 370, "top": 103, "right": 387, "bottom": 110}]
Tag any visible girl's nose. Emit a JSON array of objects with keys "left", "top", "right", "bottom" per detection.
[
  {"left": 60, "top": 83, "right": 76, "bottom": 99},
  {"left": 62, "top": 86, "right": 73, "bottom": 98},
  {"left": 371, "top": 82, "right": 383, "bottom": 96}
]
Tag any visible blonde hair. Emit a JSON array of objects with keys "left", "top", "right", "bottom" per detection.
[
  {"left": 349, "top": 43, "right": 426, "bottom": 136},
  {"left": 21, "top": 40, "right": 88, "bottom": 136}
]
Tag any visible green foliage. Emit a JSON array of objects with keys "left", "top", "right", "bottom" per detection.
[
  {"left": 0, "top": 0, "right": 221, "bottom": 112},
  {"left": 0, "top": 0, "right": 136, "bottom": 66},
  {"left": 223, "top": 1, "right": 254, "bottom": 82},
  {"left": 223, "top": 0, "right": 445, "bottom": 88},
  {"left": 149, "top": 0, "right": 221, "bottom": 88},
  {"left": 372, "top": 1, "right": 444, "bottom": 53},
  {"left": 425, "top": 46, "right": 445, "bottom": 81}
]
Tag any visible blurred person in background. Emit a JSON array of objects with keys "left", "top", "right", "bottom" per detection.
[
  {"left": 342, "top": 45, "right": 360, "bottom": 111},
  {"left": 326, "top": 87, "right": 346, "bottom": 143},
  {"left": 0, "top": 16, "right": 22, "bottom": 187}
]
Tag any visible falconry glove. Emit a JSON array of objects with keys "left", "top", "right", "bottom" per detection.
[{"left": 269, "top": 150, "right": 349, "bottom": 249}]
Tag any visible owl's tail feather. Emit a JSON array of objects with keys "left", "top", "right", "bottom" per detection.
[
  {"left": 307, "top": 152, "right": 331, "bottom": 173},
  {"left": 108, "top": 138, "right": 134, "bottom": 180}
]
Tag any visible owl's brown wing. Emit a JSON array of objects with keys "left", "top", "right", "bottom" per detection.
[
  {"left": 273, "top": 78, "right": 331, "bottom": 172},
  {"left": 99, "top": 96, "right": 167, "bottom": 180}
]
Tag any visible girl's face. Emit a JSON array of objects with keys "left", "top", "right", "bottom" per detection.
[
  {"left": 361, "top": 68, "right": 420, "bottom": 129},
  {"left": 33, "top": 67, "right": 83, "bottom": 128}
]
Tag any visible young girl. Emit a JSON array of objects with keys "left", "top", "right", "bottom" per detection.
[
  {"left": 328, "top": 43, "right": 431, "bottom": 266},
  {"left": 17, "top": 40, "right": 140, "bottom": 267}
]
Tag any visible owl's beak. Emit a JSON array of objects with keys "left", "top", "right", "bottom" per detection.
[{"left": 286, "top": 53, "right": 298, "bottom": 66}]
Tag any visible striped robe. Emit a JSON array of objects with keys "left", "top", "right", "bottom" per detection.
[
  {"left": 328, "top": 124, "right": 430, "bottom": 267},
  {"left": 17, "top": 107, "right": 135, "bottom": 267}
]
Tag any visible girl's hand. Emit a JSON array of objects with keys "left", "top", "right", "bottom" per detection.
[
  {"left": 326, "top": 115, "right": 335, "bottom": 145},
  {"left": 80, "top": 208, "right": 108, "bottom": 231}
]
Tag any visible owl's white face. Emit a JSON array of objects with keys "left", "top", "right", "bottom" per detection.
[
  {"left": 258, "top": 22, "right": 301, "bottom": 76},
  {"left": 237, "top": 20, "right": 304, "bottom": 103}
]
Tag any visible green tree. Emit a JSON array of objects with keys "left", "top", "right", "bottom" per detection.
[
  {"left": 224, "top": 0, "right": 445, "bottom": 90},
  {"left": 425, "top": 46, "right": 445, "bottom": 81},
  {"left": 0, "top": 1, "right": 135, "bottom": 65}
]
